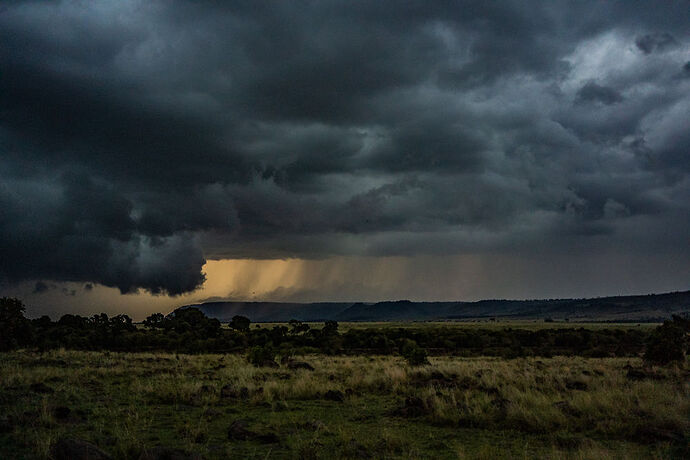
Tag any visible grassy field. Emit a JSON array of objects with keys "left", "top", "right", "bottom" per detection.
[{"left": 0, "top": 349, "right": 687, "bottom": 459}]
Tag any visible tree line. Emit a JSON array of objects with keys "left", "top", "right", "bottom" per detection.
[{"left": 1, "top": 298, "right": 688, "bottom": 365}]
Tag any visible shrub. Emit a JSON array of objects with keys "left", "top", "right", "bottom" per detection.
[
  {"left": 644, "top": 316, "right": 689, "bottom": 365},
  {"left": 248, "top": 345, "right": 276, "bottom": 366},
  {"left": 400, "top": 339, "right": 429, "bottom": 366}
]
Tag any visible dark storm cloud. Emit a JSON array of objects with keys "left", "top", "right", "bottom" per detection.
[
  {"left": 1, "top": 0, "right": 689, "bottom": 294},
  {"left": 635, "top": 33, "right": 678, "bottom": 54},
  {"left": 575, "top": 81, "right": 624, "bottom": 105},
  {"left": 33, "top": 281, "right": 50, "bottom": 294}
]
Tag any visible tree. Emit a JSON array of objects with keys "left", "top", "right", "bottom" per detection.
[
  {"left": 322, "top": 320, "right": 339, "bottom": 336},
  {"left": 143, "top": 313, "right": 165, "bottom": 329},
  {"left": 91, "top": 313, "right": 109, "bottom": 329},
  {"left": 109, "top": 314, "right": 135, "bottom": 334},
  {"left": 644, "top": 315, "right": 690, "bottom": 365},
  {"left": 57, "top": 314, "right": 89, "bottom": 329},
  {"left": 289, "top": 319, "right": 310, "bottom": 334},
  {"left": 229, "top": 315, "right": 251, "bottom": 332},
  {"left": 0, "top": 297, "right": 31, "bottom": 351},
  {"left": 169, "top": 308, "right": 207, "bottom": 333}
]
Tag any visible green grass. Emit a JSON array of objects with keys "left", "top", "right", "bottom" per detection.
[{"left": 0, "top": 350, "right": 687, "bottom": 459}]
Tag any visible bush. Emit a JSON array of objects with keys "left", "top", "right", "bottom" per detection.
[
  {"left": 644, "top": 316, "right": 689, "bottom": 365},
  {"left": 400, "top": 339, "right": 429, "bottom": 366},
  {"left": 248, "top": 345, "right": 276, "bottom": 366}
]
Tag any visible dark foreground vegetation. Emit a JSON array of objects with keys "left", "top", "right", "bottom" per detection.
[{"left": 2, "top": 298, "right": 689, "bottom": 366}]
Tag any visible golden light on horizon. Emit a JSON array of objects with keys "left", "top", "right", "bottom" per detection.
[{"left": 200, "top": 258, "right": 309, "bottom": 300}]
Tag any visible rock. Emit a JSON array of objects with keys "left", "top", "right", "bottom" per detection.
[
  {"left": 53, "top": 406, "right": 71, "bottom": 420},
  {"left": 138, "top": 446, "right": 204, "bottom": 460},
  {"left": 324, "top": 390, "right": 345, "bottom": 402},
  {"left": 50, "top": 438, "right": 113, "bottom": 460},
  {"left": 30, "top": 382, "right": 54, "bottom": 394},
  {"left": 287, "top": 361, "right": 315, "bottom": 371}
]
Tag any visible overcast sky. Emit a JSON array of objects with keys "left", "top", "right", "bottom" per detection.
[{"left": 1, "top": 1, "right": 688, "bottom": 318}]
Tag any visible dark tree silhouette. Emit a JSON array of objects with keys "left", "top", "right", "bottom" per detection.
[
  {"left": 229, "top": 315, "right": 251, "bottom": 332},
  {"left": 143, "top": 313, "right": 165, "bottom": 329},
  {"left": 0, "top": 297, "right": 31, "bottom": 351},
  {"left": 644, "top": 315, "right": 690, "bottom": 365}
]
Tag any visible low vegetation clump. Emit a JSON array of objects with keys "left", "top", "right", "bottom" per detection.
[{"left": 400, "top": 339, "right": 429, "bottom": 366}]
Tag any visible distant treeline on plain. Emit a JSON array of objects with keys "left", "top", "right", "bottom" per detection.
[{"left": 1, "top": 297, "right": 688, "bottom": 365}]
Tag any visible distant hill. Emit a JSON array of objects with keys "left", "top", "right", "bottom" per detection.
[{"left": 182, "top": 290, "right": 690, "bottom": 322}]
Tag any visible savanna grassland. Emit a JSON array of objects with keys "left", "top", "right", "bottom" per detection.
[{"left": 1, "top": 349, "right": 688, "bottom": 459}]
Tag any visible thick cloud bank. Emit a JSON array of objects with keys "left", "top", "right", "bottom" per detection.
[{"left": 1, "top": 1, "right": 688, "bottom": 295}]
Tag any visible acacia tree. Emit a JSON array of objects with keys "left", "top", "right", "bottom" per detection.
[{"left": 229, "top": 315, "right": 251, "bottom": 332}]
